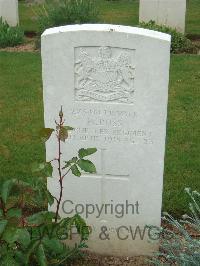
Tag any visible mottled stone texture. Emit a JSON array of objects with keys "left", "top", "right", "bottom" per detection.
[
  {"left": 42, "top": 24, "right": 171, "bottom": 256},
  {"left": 139, "top": 0, "right": 186, "bottom": 33},
  {"left": 0, "top": 0, "right": 19, "bottom": 26}
]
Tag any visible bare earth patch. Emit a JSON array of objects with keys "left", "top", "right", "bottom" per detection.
[
  {"left": 192, "top": 40, "right": 200, "bottom": 54},
  {"left": 0, "top": 41, "right": 37, "bottom": 52},
  {"left": 70, "top": 252, "right": 151, "bottom": 266},
  {"left": 69, "top": 220, "right": 200, "bottom": 266},
  {"left": 0, "top": 39, "right": 199, "bottom": 54}
]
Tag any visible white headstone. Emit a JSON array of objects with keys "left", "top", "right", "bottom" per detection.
[
  {"left": 0, "top": 0, "right": 19, "bottom": 26},
  {"left": 42, "top": 24, "right": 171, "bottom": 256},
  {"left": 139, "top": 0, "right": 186, "bottom": 33}
]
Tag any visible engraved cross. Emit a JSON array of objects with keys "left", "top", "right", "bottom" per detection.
[{"left": 82, "top": 148, "right": 129, "bottom": 203}]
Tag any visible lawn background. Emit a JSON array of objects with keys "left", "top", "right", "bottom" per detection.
[
  {"left": 0, "top": 52, "right": 199, "bottom": 216},
  {"left": 0, "top": 0, "right": 200, "bottom": 216},
  {"left": 19, "top": 0, "right": 200, "bottom": 35}
]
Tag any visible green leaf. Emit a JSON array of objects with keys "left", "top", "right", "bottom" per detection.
[
  {"left": 0, "top": 209, "right": 3, "bottom": 217},
  {"left": 78, "top": 148, "right": 97, "bottom": 158},
  {"left": 77, "top": 159, "right": 96, "bottom": 173},
  {"left": 44, "top": 162, "right": 53, "bottom": 177},
  {"left": 3, "top": 226, "right": 29, "bottom": 245},
  {"left": 23, "top": 240, "right": 40, "bottom": 265},
  {"left": 32, "top": 162, "right": 53, "bottom": 177},
  {"left": 32, "top": 162, "right": 44, "bottom": 172},
  {"left": 1, "top": 180, "right": 14, "bottom": 204},
  {"left": 63, "top": 157, "right": 78, "bottom": 169},
  {"left": 15, "top": 180, "right": 33, "bottom": 189},
  {"left": 64, "top": 126, "right": 74, "bottom": 131},
  {"left": 14, "top": 251, "right": 27, "bottom": 265},
  {"left": 71, "top": 164, "right": 81, "bottom": 177},
  {"left": 42, "top": 237, "right": 64, "bottom": 254},
  {"left": 0, "top": 255, "right": 19, "bottom": 266},
  {"left": 58, "top": 217, "right": 73, "bottom": 228},
  {"left": 36, "top": 244, "right": 47, "bottom": 266},
  {"left": 58, "top": 126, "right": 73, "bottom": 142},
  {"left": 63, "top": 161, "right": 71, "bottom": 169},
  {"left": 71, "top": 157, "right": 78, "bottom": 163},
  {"left": 39, "top": 128, "right": 54, "bottom": 142},
  {"left": 46, "top": 190, "right": 54, "bottom": 206},
  {"left": 59, "top": 126, "right": 68, "bottom": 142},
  {"left": 74, "top": 214, "right": 90, "bottom": 240},
  {"left": 7, "top": 208, "right": 22, "bottom": 218},
  {"left": 15, "top": 228, "right": 31, "bottom": 247},
  {"left": 27, "top": 211, "right": 56, "bottom": 226},
  {"left": 2, "top": 226, "right": 18, "bottom": 243},
  {"left": 0, "top": 220, "right": 7, "bottom": 235}
]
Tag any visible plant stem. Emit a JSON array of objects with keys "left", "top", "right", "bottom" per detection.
[
  {"left": 61, "top": 168, "right": 71, "bottom": 181},
  {"left": 55, "top": 110, "right": 64, "bottom": 223}
]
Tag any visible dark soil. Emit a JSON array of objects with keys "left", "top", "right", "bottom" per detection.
[
  {"left": 24, "top": 31, "right": 37, "bottom": 38},
  {"left": 70, "top": 251, "right": 151, "bottom": 266}
]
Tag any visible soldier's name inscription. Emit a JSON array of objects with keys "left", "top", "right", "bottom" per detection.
[{"left": 66, "top": 108, "right": 152, "bottom": 145}]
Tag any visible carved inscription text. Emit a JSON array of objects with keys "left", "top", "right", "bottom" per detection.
[{"left": 66, "top": 108, "right": 153, "bottom": 145}]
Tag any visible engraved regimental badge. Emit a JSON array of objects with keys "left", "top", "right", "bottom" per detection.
[{"left": 74, "top": 46, "right": 135, "bottom": 103}]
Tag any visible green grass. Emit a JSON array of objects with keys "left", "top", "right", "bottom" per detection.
[
  {"left": 98, "top": 0, "right": 139, "bottom": 26},
  {"left": 18, "top": 2, "right": 40, "bottom": 32},
  {"left": 186, "top": 0, "right": 200, "bottom": 35},
  {"left": 0, "top": 52, "right": 199, "bottom": 215},
  {"left": 0, "top": 52, "right": 45, "bottom": 183},
  {"left": 18, "top": 0, "right": 200, "bottom": 35},
  {"left": 163, "top": 55, "right": 200, "bottom": 215}
]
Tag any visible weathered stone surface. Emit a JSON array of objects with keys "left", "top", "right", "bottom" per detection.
[
  {"left": 42, "top": 24, "right": 171, "bottom": 256},
  {"left": 0, "top": 0, "right": 19, "bottom": 26},
  {"left": 139, "top": 0, "right": 186, "bottom": 33}
]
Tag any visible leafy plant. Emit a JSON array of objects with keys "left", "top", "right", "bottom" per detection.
[
  {"left": 150, "top": 188, "right": 200, "bottom": 265},
  {"left": 36, "top": 0, "right": 99, "bottom": 35},
  {"left": 0, "top": 108, "right": 97, "bottom": 265},
  {"left": 139, "top": 20, "right": 197, "bottom": 54},
  {"left": 0, "top": 18, "right": 24, "bottom": 48}
]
